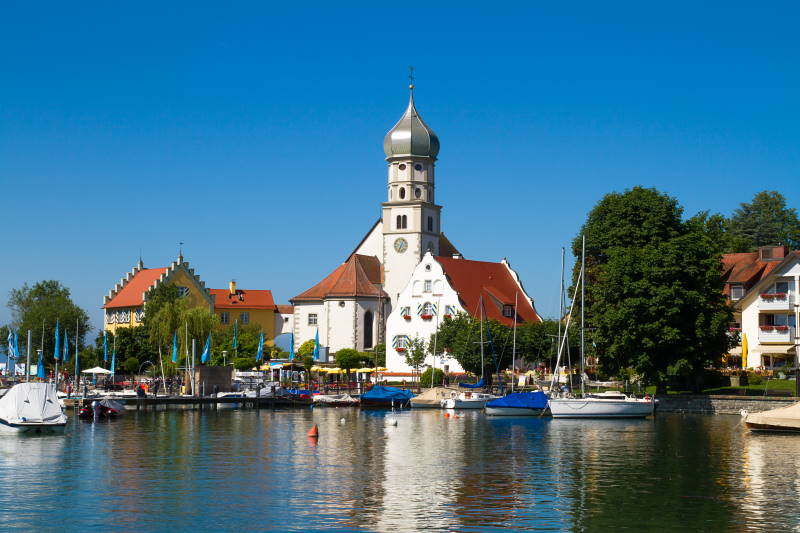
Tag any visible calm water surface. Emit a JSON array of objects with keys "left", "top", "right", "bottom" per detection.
[{"left": 0, "top": 407, "right": 798, "bottom": 532}]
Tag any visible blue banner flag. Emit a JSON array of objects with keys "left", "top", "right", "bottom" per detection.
[
  {"left": 313, "top": 329, "right": 320, "bottom": 361},
  {"left": 232, "top": 320, "right": 238, "bottom": 350},
  {"left": 37, "top": 351, "right": 46, "bottom": 379},
  {"left": 103, "top": 331, "right": 108, "bottom": 363},
  {"left": 7, "top": 328, "right": 14, "bottom": 360},
  {"left": 289, "top": 333, "right": 295, "bottom": 361},
  {"left": 171, "top": 331, "right": 178, "bottom": 364},
  {"left": 14, "top": 330, "right": 21, "bottom": 366},
  {"left": 62, "top": 330, "right": 69, "bottom": 363},
  {"left": 53, "top": 320, "right": 60, "bottom": 361},
  {"left": 200, "top": 334, "right": 211, "bottom": 364},
  {"left": 256, "top": 331, "right": 264, "bottom": 362},
  {"left": 111, "top": 349, "right": 116, "bottom": 375}
]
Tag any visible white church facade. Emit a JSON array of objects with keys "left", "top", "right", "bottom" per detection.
[{"left": 291, "top": 84, "right": 541, "bottom": 371}]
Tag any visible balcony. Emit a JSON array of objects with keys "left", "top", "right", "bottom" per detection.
[
  {"left": 757, "top": 292, "right": 795, "bottom": 310},
  {"left": 758, "top": 325, "right": 795, "bottom": 344}
]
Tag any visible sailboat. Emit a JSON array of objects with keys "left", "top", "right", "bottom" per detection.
[
  {"left": 548, "top": 235, "right": 655, "bottom": 419},
  {"left": 0, "top": 382, "right": 68, "bottom": 433}
]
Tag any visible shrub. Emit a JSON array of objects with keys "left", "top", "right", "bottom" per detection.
[
  {"left": 234, "top": 357, "right": 257, "bottom": 371},
  {"left": 421, "top": 367, "right": 444, "bottom": 387}
]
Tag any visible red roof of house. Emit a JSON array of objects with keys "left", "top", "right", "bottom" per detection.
[
  {"left": 210, "top": 289, "right": 277, "bottom": 310},
  {"left": 292, "top": 254, "right": 388, "bottom": 301},
  {"left": 436, "top": 256, "right": 541, "bottom": 327},
  {"left": 103, "top": 268, "right": 168, "bottom": 309},
  {"left": 276, "top": 305, "right": 294, "bottom": 315},
  {"left": 721, "top": 246, "right": 790, "bottom": 298}
]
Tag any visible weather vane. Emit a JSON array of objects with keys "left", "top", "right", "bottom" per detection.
[
  {"left": 179, "top": 241, "right": 184, "bottom": 257},
  {"left": 408, "top": 66, "right": 415, "bottom": 89}
]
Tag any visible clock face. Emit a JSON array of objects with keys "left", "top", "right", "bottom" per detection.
[{"left": 394, "top": 238, "right": 408, "bottom": 253}]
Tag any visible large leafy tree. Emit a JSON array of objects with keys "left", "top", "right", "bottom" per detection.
[
  {"left": 574, "top": 187, "right": 731, "bottom": 392},
  {"left": 210, "top": 323, "right": 262, "bottom": 365},
  {"left": 433, "top": 313, "right": 513, "bottom": 379},
  {"left": 727, "top": 190, "right": 800, "bottom": 251},
  {"left": 7, "top": 280, "right": 91, "bottom": 368}
]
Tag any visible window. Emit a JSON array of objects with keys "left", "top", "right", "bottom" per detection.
[
  {"left": 283, "top": 317, "right": 289, "bottom": 323},
  {"left": 220, "top": 312, "right": 230, "bottom": 325},
  {"left": 730, "top": 284, "right": 745, "bottom": 300},
  {"left": 396, "top": 215, "right": 407, "bottom": 229},
  {"left": 415, "top": 188, "right": 421, "bottom": 199},
  {"left": 424, "top": 280, "right": 432, "bottom": 293},
  {"left": 502, "top": 305, "right": 514, "bottom": 318},
  {"left": 402, "top": 215, "right": 407, "bottom": 228},
  {"left": 176, "top": 286, "right": 190, "bottom": 298},
  {"left": 422, "top": 302, "right": 435, "bottom": 315},
  {"left": 134, "top": 309, "right": 145, "bottom": 322},
  {"left": 105, "top": 311, "right": 116, "bottom": 324},
  {"left": 414, "top": 164, "right": 422, "bottom": 171},
  {"left": 117, "top": 310, "right": 131, "bottom": 323},
  {"left": 392, "top": 335, "right": 409, "bottom": 349},
  {"left": 445, "top": 305, "right": 458, "bottom": 316},
  {"left": 364, "top": 310, "right": 373, "bottom": 349},
  {"left": 308, "top": 313, "right": 318, "bottom": 326},
  {"left": 427, "top": 216, "right": 433, "bottom": 231},
  {"left": 399, "top": 187, "right": 406, "bottom": 199},
  {"left": 399, "top": 164, "right": 406, "bottom": 171},
  {"left": 239, "top": 312, "right": 250, "bottom": 325}
]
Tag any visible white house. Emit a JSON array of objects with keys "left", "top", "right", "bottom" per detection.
[
  {"left": 725, "top": 246, "right": 800, "bottom": 369},
  {"left": 386, "top": 251, "right": 542, "bottom": 374}
]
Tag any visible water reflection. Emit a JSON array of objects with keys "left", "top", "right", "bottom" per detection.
[{"left": 1, "top": 410, "right": 800, "bottom": 531}]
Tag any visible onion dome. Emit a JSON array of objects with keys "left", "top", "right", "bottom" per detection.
[{"left": 383, "top": 87, "right": 440, "bottom": 160}]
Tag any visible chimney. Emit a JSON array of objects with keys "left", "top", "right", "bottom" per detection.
[
  {"left": 229, "top": 280, "right": 237, "bottom": 295},
  {"left": 759, "top": 245, "right": 787, "bottom": 262}
]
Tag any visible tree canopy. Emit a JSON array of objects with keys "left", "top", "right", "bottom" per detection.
[
  {"left": 727, "top": 190, "right": 800, "bottom": 252},
  {"left": 433, "top": 313, "right": 513, "bottom": 377},
  {"left": 574, "top": 186, "right": 732, "bottom": 391}
]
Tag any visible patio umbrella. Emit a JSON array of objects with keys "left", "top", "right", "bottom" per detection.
[
  {"left": 742, "top": 333, "right": 749, "bottom": 369},
  {"left": 82, "top": 366, "right": 112, "bottom": 375}
]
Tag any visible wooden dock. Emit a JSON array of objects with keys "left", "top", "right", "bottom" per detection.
[{"left": 64, "top": 395, "right": 313, "bottom": 410}]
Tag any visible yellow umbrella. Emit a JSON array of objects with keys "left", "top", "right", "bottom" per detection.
[
  {"left": 742, "top": 333, "right": 748, "bottom": 369},
  {"left": 356, "top": 367, "right": 375, "bottom": 373},
  {"left": 310, "top": 366, "right": 323, "bottom": 372}
]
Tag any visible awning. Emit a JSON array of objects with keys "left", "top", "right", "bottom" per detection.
[
  {"left": 82, "top": 367, "right": 112, "bottom": 375},
  {"left": 761, "top": 345, "right": 797, "bottom": 355}
]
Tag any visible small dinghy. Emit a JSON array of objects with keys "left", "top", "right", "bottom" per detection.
[
  {"left": 745, "top": 402, "right": 800, "bottom": 433},
  {"left": 0, "top": 382, "right": 68, "bottom": 434}
]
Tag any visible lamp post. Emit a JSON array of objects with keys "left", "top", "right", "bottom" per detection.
[{"left": 223, "top": 350, "right": 228, "bottom": 366}]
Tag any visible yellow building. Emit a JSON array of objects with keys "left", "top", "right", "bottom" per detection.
[
  {"left": 102, "top": 255, "right": 215, "bottom": 334},
  {"left": 209, "top": 280, "right": 278, "bottom": 339}
]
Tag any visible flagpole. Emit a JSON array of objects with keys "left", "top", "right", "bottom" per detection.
[
  {"left": 191, "top": 338, "right": 196, "bottom": 397},
  {"left": 54, "top": 322, "right": 59, "bottom": 390},
  {"left": 75, "top": 318, "right": 79, "bottom": 395},
  {"left": 26, "top": 330, "right": 32, "bottom": 383}
]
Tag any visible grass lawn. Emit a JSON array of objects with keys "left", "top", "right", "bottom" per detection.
[{"left": 646, "top": 379, "right": 797, "bottom": 397}]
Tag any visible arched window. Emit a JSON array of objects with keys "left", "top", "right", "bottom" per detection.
[
  {"left": 401, "top": 215, "right": 407, "bottom": 229},
  {"left": 364, "top": 310, "right": 373, "bottom": 349},
  {"left": 427, "top": 216, "right": 433, "bottom": 231},
  {"left": 399, "top": 187, "right": 406, "bottom": 200},
  {"left": 396, "top": 215, "right": 402, "bottom": 229}
]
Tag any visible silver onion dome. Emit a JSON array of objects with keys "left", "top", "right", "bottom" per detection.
[{"left": 383, "top": 87, "right": 440, "bottom": 160}]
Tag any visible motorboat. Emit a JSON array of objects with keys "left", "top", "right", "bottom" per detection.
[
  {"left": 410, "top": 387, "right": 458, "bottom": 408},
  {"left": 548, "top": 391, "right": 654, "bottom": 418},
  {"left": 744, "top": 402, "right": 800, "bottom": 432},
  {"left": 78, "top": 399, "right": 125, "bottom": 420},
  {"left": 360, "top": 385, "right": 414, "bottom": 408},
  {"left": 485, "top": 391, "right": 549, "bottom": 416},
  {"left": 313, "top": 393, "right": 359, "bottom": 407},
  {"left": 0, "top": 382, "right": 68, "bottom": 434},
  {"left": 441, "top": 390, "right": 498, "bottom": 409}
]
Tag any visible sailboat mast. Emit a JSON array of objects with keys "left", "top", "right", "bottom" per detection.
[
  {"left": 431, "top": 298, "right": 440, "bottom": 388},
  {"left": 511, "top": 292, "right": 518, "bottom": 393},
  {"left": 479, "top": 295, "right": 485, "bottom": 382},
  {"left": 557, "top": 247, "right": 564, "bottom": 390},
  {"left": 580, "top": 234, "right": 586, "bottom": 397}
]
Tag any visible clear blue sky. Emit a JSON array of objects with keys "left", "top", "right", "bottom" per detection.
[{"left": 2, "top": 2, "right": 798, "bottom": 335}]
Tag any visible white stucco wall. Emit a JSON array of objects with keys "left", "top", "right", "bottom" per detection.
[{"left": 386, "top": 252, "right": 465, "bottom": 374}]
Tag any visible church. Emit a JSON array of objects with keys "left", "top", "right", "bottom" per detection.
[{"left": 291, "top": 84, "right": 540, "bottom": 371}]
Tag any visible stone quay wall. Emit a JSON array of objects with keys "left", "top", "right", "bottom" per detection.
[{"left": 656, "top": 394, "right": 796, "bottom": 415}]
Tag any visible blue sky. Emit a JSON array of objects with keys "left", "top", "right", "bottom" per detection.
[{"left": 1, "top": 2, "right": 798, "bottom": 335}]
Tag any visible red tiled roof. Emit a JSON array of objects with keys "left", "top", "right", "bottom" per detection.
[
  {"left": 103, "top": 268, "right": 168, "bottom": 309},
  {"left": 292, "top": 254, "right": 388, "bottom": 301},
  {"left": 276, "top": 305, "right": 294, "bottom": 315},
  {"left": 436, "top": 256, "right": 541, "bottom": 327},
  {"left": 721, "top": 248, "right": 789, "bottom": 298},
  {"left": 210, "top": 289, "right": 277, "bottom": 310}
]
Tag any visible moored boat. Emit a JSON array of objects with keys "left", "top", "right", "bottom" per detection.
[
  {"left": 485, "top": 391, "right": 549, "bottom": 416},
  {"left": 313, "top": 393, "right": 359, "bottom": 407},
  {"left": 549, "top": 392, "right": 654, "bottom": 418},
  {"left": 0, "top": 382, "right": 68, "bottom": 434},
  {"left": 744, "top": 402, "right": 800, "bottom": 432},
  {"left": 360, "top": 385, "right": 414, "bottom": 408},
  {"left": 410, "top": 387, "right": 458, "bottom": 408},
  {"left": 441, "top": 390, "right": 498, "bottom": 409}
]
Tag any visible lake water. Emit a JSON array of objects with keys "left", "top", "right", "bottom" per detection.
[{"left": 0, "top": 406, "right": 799, "bottom": 532}]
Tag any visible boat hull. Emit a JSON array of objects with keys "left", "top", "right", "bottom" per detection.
[
  {"left": 410, "top": 399, "right": 442, "bottom": 408},
  {"left": 485, "top": 406, "right": 546, "bottom": 416},
  {"left": 442, "top": 399, "right": 488, "bottom": 409},
  {"left": 549, "top": 398, "right": 654, "bottom": 418},
  {"left": 0, "top": 419, "right": 67, "bottom": 434},
  {"left": 745, "top": 422, "right": 800, "bottom": 433}
]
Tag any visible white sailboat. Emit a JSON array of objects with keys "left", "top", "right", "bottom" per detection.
[
  {"left": 0, "top": 382, "right": 68, "bottom": 434},
  {"left": 548, "top": 235, "right": 654, "bottom": 419}
]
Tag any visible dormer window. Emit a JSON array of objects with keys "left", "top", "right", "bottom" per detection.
[
  {"left": 502, "top": 305, "right": 514, "bottom": 318},
  {"left": 730, "top": 284, "right": 744, "bottom": 301}
]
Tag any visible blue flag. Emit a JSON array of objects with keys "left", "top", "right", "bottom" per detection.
[
  {"left": 62, "top": 330, "right": 69, "bottom": 364},
  {"left": 171, "top": 331, "right": 178, "bottom": 363},
  {"left": 200, "top": 334, "right": 211, "bottom": 364},
  {"left": 313, "top": 329, "right": 320, "bottom": 361},
  {"left": 37, "top": 351, "right": 46, "bottom": 379},
  {"left": 232, "top": 320, "right": 238, "bottom": 350},
  {"left": 103, "top": 331, "right": 108, "bottom": 362},
  {"left": 53, "top": 320, "right": 60, "bottom": 361},
  {"left": 289, "top": 332, "right": 295, "bottom": 361},
  {"left": 111, "top": 349, "right": 116, "bottom": 375},
  {"left": 256, "top": 331, "right": 264, "bottom": 362},
  {"left": 14, "top": 330, "right": 21, "bottom": 367}
]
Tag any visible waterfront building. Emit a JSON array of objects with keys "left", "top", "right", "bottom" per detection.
[
  {"left": 385, "top": 251, "right": 541, "bottom": 373},
  {"left": 209, "top": 280, "right": 279, "bottom": 339},
  {"left": 291, "top": 85, "right": 540, "bottom": 366},
  {"left": 724, "top": 245, "right": 800, "bottom": 368}
]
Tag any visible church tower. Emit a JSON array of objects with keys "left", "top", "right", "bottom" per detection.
[{"left": 381, "top": 84, "right": 442, "bottom": 305}]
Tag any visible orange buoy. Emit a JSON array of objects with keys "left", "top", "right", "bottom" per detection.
[
  {"left": 307, "top": 424, "right": 319, "bottom": 438},
  {"left": 443, "top": 413, "right": 450, "bottom": 418}
]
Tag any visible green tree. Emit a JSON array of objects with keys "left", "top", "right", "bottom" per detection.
[
  {"left": 7, "top": 280, "right": 91, "bottom": 368},
  {"left": 434, "top": 313, "right": 513, "bottom": 379},
  {"left": 420, "top": 367, "right": 444, "bottom": 387},
  {"left": 302, "top": 354, "right": 315, "bottom": 387},
  {"left": 142, "top": 283, "right": 181, "bottom": 328},
  {"left": 728, "top": 190, "right": 800, "bottom": 251},
  {"left": 366, "top": 343, "right": 386, "bottom": 367},
  {"left": 297, "top": 339, "right": 316, "bottom": 358},
  {"left": 404, "top": 336, "right": 428, "bottom": 385},
  {"left": 123, "top": 356, "right": 140, "bottom": 374},
  {"left": 233, "top": 357, "right": 257, "bottom": 371},
  {"left": 210, "top": 323, "right": 262, "bottom": 365},
  {"left": 335, "top": 348, "right": 370, "bottom": 391},
  {"left": 574, "top": 186, "right": 732, "bottom": 392}
]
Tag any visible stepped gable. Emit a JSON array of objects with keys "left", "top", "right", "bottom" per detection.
[
  {"left": 292, "top": 254, "right": 387, "bottom": 302},
  {"left": 436, "top": 256, "right": 540, "bottom": 327},
  {"left": 210, "top": 289, "right": 277, "bottom": 310}
]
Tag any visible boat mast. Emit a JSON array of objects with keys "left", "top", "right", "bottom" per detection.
[
  {"left": 479, "top": 294, "right": 485, "bottom": 383},
  {"left": 431, "top": 298, "right": 440, "bottom": 388},
  {"left": 511, "top": 291, "right": 518, "bottom": 393},
  {"left": 557, "top": 247, "right": 564, "bottom": 392},
  {"left": 580, "top": 234, "right": 586, "bottom": 397}
]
